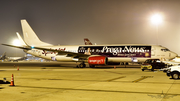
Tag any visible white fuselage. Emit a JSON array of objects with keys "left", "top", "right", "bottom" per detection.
[{"left": 23, "top": 44, "right": 178, "bottom": 63}]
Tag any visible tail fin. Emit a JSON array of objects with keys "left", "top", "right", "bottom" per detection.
[
  {"left": 0, "top": 52, "right": 7, "bottom": 60},
  {"left": 84, "top": 38, "right": 92, "bottom": 45},
  {"left": 21, "top": 19, "right": 53, "bottom": 47}
]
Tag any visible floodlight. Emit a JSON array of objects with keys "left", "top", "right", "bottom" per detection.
[
  {"left": 12, "top": 39, "right": 21, "bottom": 46},
  {"left": 150, "top": 14, "right": 163, "bottom": 25}
]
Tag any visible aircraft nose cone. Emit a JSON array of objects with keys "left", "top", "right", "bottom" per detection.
[{"left": 172, "top": 52, "right": 178, "bottom": 59}]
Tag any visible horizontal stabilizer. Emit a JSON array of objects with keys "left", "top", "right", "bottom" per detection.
[{"left": 2, "top": 44, "right": 31, "bottom": 50}]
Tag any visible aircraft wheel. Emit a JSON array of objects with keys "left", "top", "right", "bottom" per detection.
[
  {"left": 89, "top": 65, "right": 95, "bottom": 68},
  {"left": 83, "top": 64, "right": 86, "bottom": 68},
  {"left": 79, "top": 64, "right": 86, "bottom": 68},
  {"left": 121, "top": 62, "right": 124, "bottom": 65},
  {"left": 172, "top": 72, "right": 179, "bottom": 79},
  {"left": 76, "top": 65, "right": 79, "bottom": 68}
]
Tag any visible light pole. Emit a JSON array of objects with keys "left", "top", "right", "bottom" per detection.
[{"left": 150, "top": 14, "right": 163, "bottom": 45}]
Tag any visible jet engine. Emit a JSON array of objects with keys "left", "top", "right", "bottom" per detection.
[{"left": 88, "top": 56, "right": 108, "bottom": 65}]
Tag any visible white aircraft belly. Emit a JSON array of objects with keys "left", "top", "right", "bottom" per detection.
[{"left": 108, "top": 57, "right": 150, "bottom": 62}]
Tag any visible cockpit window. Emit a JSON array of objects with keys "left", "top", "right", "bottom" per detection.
[{"left": 161, "top": 49, "right": 170, "bottom": 52}]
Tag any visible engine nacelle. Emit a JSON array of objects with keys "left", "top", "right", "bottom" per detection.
[{"left": 88, "top": 56, "right": 107, "bottom": 65}]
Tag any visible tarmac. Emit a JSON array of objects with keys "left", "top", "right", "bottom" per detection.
[{"left": 0, "top": 62, "right": 179, "bottom": 101}]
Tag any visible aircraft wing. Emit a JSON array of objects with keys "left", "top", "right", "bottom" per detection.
[
  {"left": 32, "top": 46, "right": 90, "bottom": 59},
  {"left": 2, "top": 43, "right": 90, "bottom": 59},
  {"left": 14, "top": 57, "right": 28, "bottom": 61}
]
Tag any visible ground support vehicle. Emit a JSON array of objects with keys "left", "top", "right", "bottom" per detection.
[
  {"left": 141, "top": 59, "right": 166, "bottom": 71},
  {"left": 166, "top": 66, "right": 180, "bottom": 79}
]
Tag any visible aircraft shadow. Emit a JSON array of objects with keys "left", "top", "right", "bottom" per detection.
[
  {"left": 16, "top": 85, "right": 180, "bottom": 96},
  {"left": 169, "top": 78, "right": 180, "bottom": 80}
]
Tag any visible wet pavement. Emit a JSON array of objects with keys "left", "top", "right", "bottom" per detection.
[{"left": 0, "top": 62, "right": 179, "bottom": 101}]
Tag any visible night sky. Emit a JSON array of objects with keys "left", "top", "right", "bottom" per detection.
[{"left": 0, "top": 0, "right": 180, "bottom": 57}]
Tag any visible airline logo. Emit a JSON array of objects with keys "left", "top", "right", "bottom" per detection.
[
  {"left": 42, "top": 48, "right": 66, "bottom": 56},
  {"left": 78, "top": 46, "right": 151, "bottom": 57},
  {"left": 84, "top": 38, "right": 92, "bottom": 45},
  {"left": 88, "top": 56, "right": 107, "bottom": 65}
]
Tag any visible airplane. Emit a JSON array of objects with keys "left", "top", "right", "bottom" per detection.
[
  {"left": 0, "top": 52, "right": 7, "bottom": 60},
  {"left": 84, "top": 38, "right": 97, "bottom": 45},
  {"left": 7, "top": 57, "right": 27, "bottom": 62},
  {"left": 0, "top": 52, "right": 27, "bottom": 62},
  {"left": 83, "top": 38, "right": 176, "bottom": 65},
  {"left": 171, "top": 57, "right": 180, "bottom": 62},
  {"left": 161, "top": 57, "right": 180, "bottom": 66},
  {"left": 84, "top": 38, "right": 92, "bottom": 45},
  {"left": 1, "top": 19, "right": 178, "bottom": 68}
]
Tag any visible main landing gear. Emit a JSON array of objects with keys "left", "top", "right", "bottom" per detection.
[
  {"left": 77, "top": 61, "right": 86, "bottom": 68},
  {"left": 89, "top": 65, "right": 95, "bottom": 68},
  {"left": 76, "top": 61, "right": 96, "bottom": 68}
]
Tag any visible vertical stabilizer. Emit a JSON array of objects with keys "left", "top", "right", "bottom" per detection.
[
  {"left": 21, "top": 19, "right": 53, "bottom": 47},
  {"left": 84, "top": 38, "right": 92, "bottom": 45},
  {"left": 0, "top": 52, "right": 7, "bottom": 60}
]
